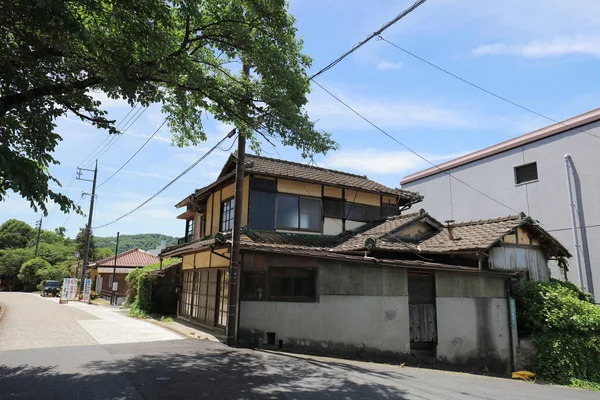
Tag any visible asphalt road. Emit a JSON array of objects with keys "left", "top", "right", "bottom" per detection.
[{"left": 0, "top": 292, "right": 597, "bottom": 399}]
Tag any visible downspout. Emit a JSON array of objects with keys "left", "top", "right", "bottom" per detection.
[{"left": 564, "top": 154, "right": 585, "bottom": 290}]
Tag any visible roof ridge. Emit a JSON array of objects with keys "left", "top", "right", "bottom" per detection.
[
  {"left": 246, "top": 153, "right": 373, "bottom": 180},
  {"left": 452, "top": 215, "right": 521, "bottom": 227}
]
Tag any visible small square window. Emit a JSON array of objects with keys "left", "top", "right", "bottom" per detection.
[{"left": 515, "top": 163, "right": 538, "bottom": 185}]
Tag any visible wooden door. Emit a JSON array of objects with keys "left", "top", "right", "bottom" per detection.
[{"left": 408, "top": 273, "right": 437, "bottom": 343}]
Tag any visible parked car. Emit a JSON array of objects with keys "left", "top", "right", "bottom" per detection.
[{"left": 41, "top": 280, "right": 60, "bottom": 297}]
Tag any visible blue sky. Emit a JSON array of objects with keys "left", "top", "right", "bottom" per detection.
[{"left": 3, "top": 0, "right": 600, "bottom": 240}]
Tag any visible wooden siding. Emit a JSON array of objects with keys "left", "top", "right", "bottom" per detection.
[
  {"left": 277, "top": 178, "right": 321, "bottom": 197},
  {"left": 489, "top": 245, "right": 549, "bottom": 281},
  {"left": 345, "top": 189, "right": 380, "bottom": 206},
  {"left": 323, "top": 186, "right": 343, "bottom": 198}
]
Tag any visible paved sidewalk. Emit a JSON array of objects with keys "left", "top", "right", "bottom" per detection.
[
  {"left": 39, "top": 294, "right": 184, "bottom": 345},
  {"left": 0, "top": 292, "right": 182, "bottom": 351}
]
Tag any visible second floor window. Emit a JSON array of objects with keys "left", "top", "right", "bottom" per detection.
[
  {"left": 185, "top": 218, "right": 195, "bottom": 241},
  {"left": 276, "top": 194, "right": 321, "bottom": 231},
  {"left": 221, "top": 198, "right": 235, "bottom": 231}
]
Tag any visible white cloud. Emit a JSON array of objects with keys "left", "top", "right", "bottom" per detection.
[
  {"left": 321, "top": 149, "right": 470, "bottom": 176},
  {"left": 473, "top": 36, "right": 600, "bottom": 58},
  {"left": 88, "top": 91, "right": 130, "bottom": 108},
  {"left": 376, "top": 60, "right": 404, "bottom": 71},
  {"left": 306, "top": 84, "right": 475, "bottom": 131}
]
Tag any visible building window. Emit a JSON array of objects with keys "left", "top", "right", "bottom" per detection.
[
  {"left": 241, "top": 272, "right": 266, "bottom": 300},
  {"left": 185, "top": 218, "right": 195, "bottom": 242},
  {"left": 269, "top": 267, "right": 316, "bottom": 302},
  {"left": 515, "top": 162, "right": 538, "bottom": 185},
  {"left": 344, "top": 203, "right": 380, "bottom": 222},
  {"left": 276, "top": 194, "right": 321, "bottom": 231},
  {"left": 220, "top": 198, "right": 235, "bottom": 231}
]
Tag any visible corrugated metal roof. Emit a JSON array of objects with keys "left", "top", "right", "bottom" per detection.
[{"left": 90, "top": 248, "right": 159, "bottom": 267}]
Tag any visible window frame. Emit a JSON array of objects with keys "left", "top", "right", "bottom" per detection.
[
  {"left": 267, "top": 267, "right": 317, "bottom": 302},
  {"left": 514, "top": 162, "right": 538, "bottom": 185},
  {"left": 241, "top": 272, "right": 267, "bottom": 301},
  {"left": 220, "top": 197, "right": 235, "bottom": 232},
  {"left": 185, "top": 218, "right": 195, "bottom": 242},
  {"left": 275, "top": 194, "right": 322, "bottom": 232}
]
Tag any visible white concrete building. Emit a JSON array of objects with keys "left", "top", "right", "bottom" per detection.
[{"left": 401, "top": 108, "right": 600, "bottom": 303}]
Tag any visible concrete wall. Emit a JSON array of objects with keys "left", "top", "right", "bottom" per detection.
[
  {"left": 239, "top": 258, "right": 411, "bottom": 359},
  {"left": 239, "top": 253, "right": 511, "bottom": 372},
  {"left": 435, "top": 272, "right": 510, "bottom": 372},
  {"left": 403, "top": 122, "right": 600, "bottom": 301}
]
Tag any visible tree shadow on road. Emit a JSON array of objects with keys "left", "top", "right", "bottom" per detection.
[{"left": 0, "top": 340, "right": 410, "bottom": 399}]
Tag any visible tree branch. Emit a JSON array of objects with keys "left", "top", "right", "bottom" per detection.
[
  {"left": 63, "top": 103, "right": 115, "bottom": 126},
  {"left": 0, "top": 76, "right": 104, "bottom": 117}
]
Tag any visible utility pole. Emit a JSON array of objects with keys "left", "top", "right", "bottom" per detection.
[
  {"left": 34, "top": 215, "right": 43, "bottom": 256},
  {"left": 111, "top": 232, "right": 120, "bottom": 305},
  {"left": 77, "top": 160, "right": 98, "bottom": 290},
  {"left": 226, "top": 63, "right": 250, "bottom": 346}
]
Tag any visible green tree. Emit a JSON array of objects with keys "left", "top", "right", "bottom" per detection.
[
  {"left": 0, "top": 219, "right": 35, "bottom": 249},
  {"left": 18, "top": 257, "right": 50, "bottom": 286},
  {"left": 0, "top": 0, "right": 337, "bottom": 215},
  {"left": 37, "top": 264, "right": 69, "bottom": 283},
  {"left": 75, "top": 227, "right": 95, "bottom": 261},
  {"left": 94, "top": 247, "right": 114, "bottom": 261},
  {"left": 0, "top": 248, "right": 34, "bottom": 282}
]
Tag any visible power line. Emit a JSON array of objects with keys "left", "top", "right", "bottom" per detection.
[
  {"left": 97, "top": 119, "right": 168, "bottom": 188},
  {"left": 78, "top": 105, "right": 139, "bottom": 168},
  {"left": 378, "top": 35, "right": 600, "bottom": 142},
  {"left": 309, "top": 0, "right": 429, "bottom": 80},
  {"left": 92, "top": 130, "right": 234, "bottom": 230},
  {"left": 312, "top": 80, "right": 520, "bottom": 214},
  {"left": 84, "top": 106, "right": 148, "bottom": 167}
]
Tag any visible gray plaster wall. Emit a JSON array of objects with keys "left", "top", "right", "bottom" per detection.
[
  {"left": 436, "top": 297, "right": 511, "bottom": 372},
  {"left": 240, "top": 295, "right": 411, "bottom": 357},
  {"left": 239, "top": 261, "right": 411, "bottom": 358},
  {"left": 435, "top": 272, "right": 511, "bottom": 372},
  {"left": 403, "top": 121, "right": 600, "bottom": 301}
]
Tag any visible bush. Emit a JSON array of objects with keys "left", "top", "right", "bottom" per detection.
[
  {"left": 18, "top": 257, "right": 51, "bottom": 286},
  {"left": 90, "top": 290, "right": 99, "bottom": 300},
  {"left": 514, "top": 279, "right": 600, "bottom": 385},
  {"left": 125, "top": 258, "right": 179, "bottom": 315}
]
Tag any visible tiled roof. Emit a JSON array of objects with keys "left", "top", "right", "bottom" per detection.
[
  {"left": 160, "top": 211, "right": 570, "bottom": 259},
  {"left": 243, "top": 154, "right": 420, "bottom": 200},
  {"left": 90, "top": 248, "right": 159, "bottom": 267},
  {"left": 331, "top": 213, "right": 570, "bottom": 256},
  {"left": 182, "top": 153, "right": 421, "bottom": 203},
  {"left": 160, "top": 230, "right": 348, "bottom": 258}
]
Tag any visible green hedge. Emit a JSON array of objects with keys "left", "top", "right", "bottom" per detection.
[
  {"left": 125, "top": 258, "right": 179, "bottom": 318},
  {"left": 515, "top": 279, "right": 600, "bottom": 385}
]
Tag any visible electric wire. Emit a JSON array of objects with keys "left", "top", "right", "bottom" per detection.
[
  {"left": 78, "top": 105, "right": 139, "bottom": 168},
  {"left": 309, "top": 0, "right": 429, "bottom": 80},
  {"left": 89, "top": 106, "right": 149, "bottom": 166},
  {"left": 379, "top": 36, "right": 600, "bottom": 142},
  {"left": 97, "top": 119, "right": 168, "bottom": 188},
  {"left": 312, "top": 80, "right": 521, "bottom": 214},
  {"left": 92, "top": 131, "right": 232, "bottom": 229}
]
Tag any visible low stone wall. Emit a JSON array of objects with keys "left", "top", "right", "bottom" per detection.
[{"left": 515, "top": 337, "right": 537, "bottom": 371}]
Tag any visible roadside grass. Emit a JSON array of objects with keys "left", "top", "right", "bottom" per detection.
[
  {"left": 570, "top": 379, "right": 600, "bottom": 392},
  {"left": 90, "top": 298, "right": 109, "bottom": 306},
  {"left": 127, "top": 307, "right": 173, "bottom": 323}
]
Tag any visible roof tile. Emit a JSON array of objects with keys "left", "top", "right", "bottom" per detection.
[{"left": 90, "top": 248, "right": 159, "bottom": 267}]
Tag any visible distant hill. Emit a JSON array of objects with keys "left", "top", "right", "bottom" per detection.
[{"left": 95, "top": 233, "right": 178, "bottom": 253}]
